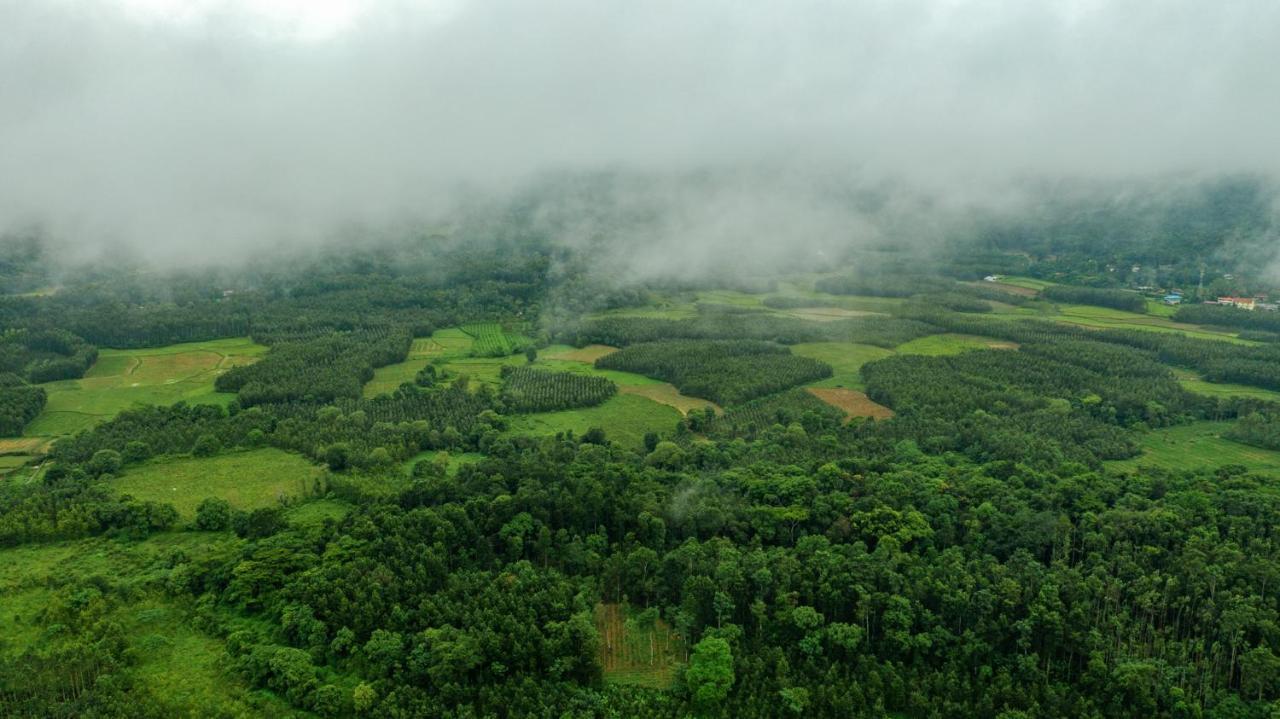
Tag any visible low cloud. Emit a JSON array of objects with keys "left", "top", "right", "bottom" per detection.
[{"left": 2, "top": 0, "right": 1278, "bottom": 267}]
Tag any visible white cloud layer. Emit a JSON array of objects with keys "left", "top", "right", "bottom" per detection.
[{"left": 2, "top": 0, "right": 1278, "bottom": 264}]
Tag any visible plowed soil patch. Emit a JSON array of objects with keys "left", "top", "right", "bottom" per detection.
[{"left": 806, "top": 387, "right": 893, "bottom": 420}]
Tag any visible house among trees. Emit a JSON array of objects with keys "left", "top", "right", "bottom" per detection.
[
  {"left": 1216, "top": 296, "right": 1258, "bottom": 310},
  {"left": 1162, "top": 293, "right": 1183, "bottom": 305}
]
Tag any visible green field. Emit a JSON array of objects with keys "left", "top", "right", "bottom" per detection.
[
  {"left": 0, "top": 532, "right": 296, "bottom": 716},
  {"left": 443, "top": 355, "right": 528, "bottom": 386},
  {"left": 26, "top": 337, "right": 267, "bottom": 436},
  {"left": 1173, "top": 369, "right": 1280, "bottom": 402},
  {"left": 504, "top": 394, "right": 680, "bottom": 449},
  {"left": 1108, "top": 421, "right": 1280, "bottom": 475},
  {"left": 285, "top": 498, "right": 352, "bottom": 526},
  {"left": 896, "top": 333, "right": 1016, "bottom": 356},
  {"left": 364, "top": 329, "right": 475, "bottom": 397},
  {"left": 461, "top": 322, "right": 532, "bottom": 357},
  {"left": 1145, "top": 299, "right": 1179, "bottom": 317},
  {"left": 997, "top": 276, "right": 1055, "bottom": 291},
  {"left": 110, "top": 448, "right": 322, "bottom": 521},
  {"left": 1051, "top": 305, "right": 1250, "bottom": 343},
  {"left": 791, "top": 342, "right": 894, "bottom": 389},
  {"left": 537, "top": 356, "right": 662, "bottom": 387}
]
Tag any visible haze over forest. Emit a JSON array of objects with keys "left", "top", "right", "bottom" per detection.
[{"left": 3, "top": 0, "right": 1280, "bottom": 273}]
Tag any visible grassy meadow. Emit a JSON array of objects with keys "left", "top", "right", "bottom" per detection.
[
  {"left": 791, "top": 342, "right": 894, "bottom": 390},
  {"left": 26, "top": 337, "right": 266, "bottom": 436},
  {"left": 503, "top": 394, "right": 680, "bottom": 449},
  {"left": 363, "top": 329, "right": 474, "bottom": 397},
  {"left": 1108, "top": 421, "right": 1280, "bottom": 475},
  {"left": 110, "top": 448, "right": 322, "bottom": 521}
]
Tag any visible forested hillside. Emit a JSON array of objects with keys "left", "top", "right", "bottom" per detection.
[{"left": 1, "top": 243, "right": 1279, "bottom": 719}]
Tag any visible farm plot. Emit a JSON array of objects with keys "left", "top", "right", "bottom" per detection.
[
  {"left": 363, "top": 329, "right": 474, "bottom": 397},
  {"left": 26, "top": 337, "right": 266, "bottom": 436},
  {"left": 462, "top": 322, "right": 532, "bottom": 357},
  {"left": 806, "top": 387, "right": 894, "bottom": 420},
  {"left": 619, "top": 383, "right": 721, "bottom": 416},
  {"left": 500, "top": 366, "right": 617, "bottom": 413},
  {"left": 708, "top": 388, "right": 845, "bottom": 436}
]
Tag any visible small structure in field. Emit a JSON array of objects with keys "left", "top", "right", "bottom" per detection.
[{"left": 1163, "top": 294, "right": 1182, "bottom": 305}]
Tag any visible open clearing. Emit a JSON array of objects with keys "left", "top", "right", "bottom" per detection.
[
  {"left": 544, "top": 344, "right": 619, "bottom": 363},
  {"left": 995, "top": 276, "right": 1054, "bottom": 291},
  {"left": 26, "top": 337, "right": 266, "bottom": 437},
  {"left": 503, "top": 394, "right": 680, "bottom": 449},
  {"left": 0, "top": 437, "right": 50, "bottom": 454},
  {"left": 896, "top": 333, "right": 1018, "bottom": 356},
  {"left": 620, "top": 383, "right": 721, "bottom": 416},
  {"left": 1108, "top": 421, "right": 1280, "bottom": 475},
  {"left": 537, "top": 351, "right": 718, "bottom": 414},
  {"left": 402, "top": 450, "right": 485, "bottom": 477},
  {"left": 807, "top": 387, "right": 894, "bottom": 420},
  {"left": 364, "top": 329, "right": 475, "bottom": 397},
  {"left": 536, "top": 357, "right": 661, "bottom": 387},
  {"left": 1174, "top": 369, "right": 1280, "bottom": 402},
  {"left": 595, "top": 603, "right": 683, "bottom": 689},
  {"left": 792, "top": 342, "right": 894, "bottom": 390},
  {"left": 110, "top": 448, "right": 321, "bottom": 521}
]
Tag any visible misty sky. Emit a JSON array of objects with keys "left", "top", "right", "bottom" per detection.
[{"left": 2, "top": 0, "right": 1278, "bottom": 264}]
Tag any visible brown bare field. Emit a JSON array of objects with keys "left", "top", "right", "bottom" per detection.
[
  {"left": 0, "top": 438, "right": 50, "bottom": 455},
  {"left": 620, "top": 383, "right": 721, "bottom": 416},
  {"left": 987, "top": 341, "right": 1020, "bottom": 350},
  {"left": 547, "top": 344, "right": 619, "bottom": 363},
  {"left": 595, "top": 603, "right": 683, "bottom": 688},
  {"left": 807, "top": 387, "right": 894, "bottom": 420}
]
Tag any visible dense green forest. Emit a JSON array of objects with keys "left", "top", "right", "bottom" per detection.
[
  {"left": 596, "top": 340, "right": 833, "bottom": 406},
  {"left": 2, "top": 229, "right": 1280, "bottom": 719}
]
